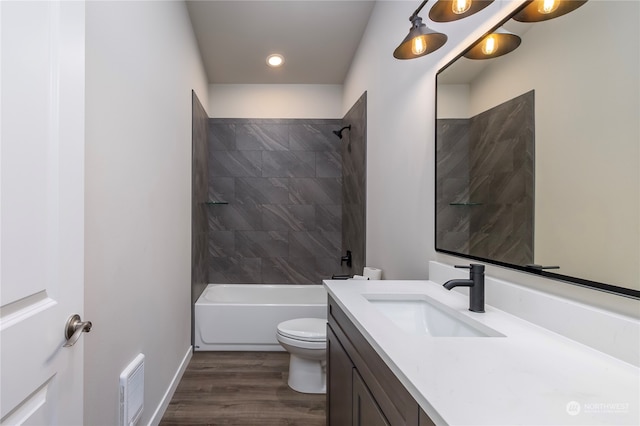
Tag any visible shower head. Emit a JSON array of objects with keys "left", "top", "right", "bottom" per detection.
[{"left": 332, "top": 125, "right": 351, "bottom": 139}]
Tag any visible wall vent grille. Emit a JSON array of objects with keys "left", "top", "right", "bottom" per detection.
[{"left": 119, "top": 353, "right": 145, "bottom": 426}]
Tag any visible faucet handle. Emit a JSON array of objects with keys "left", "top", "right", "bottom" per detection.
[
  {"left": 455, "top": 264, "right": 485, "bottom": 273},
  {"left": 455, "top": 263, "right": 484, "bottom": 268}
]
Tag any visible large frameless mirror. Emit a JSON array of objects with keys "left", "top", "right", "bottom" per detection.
[{"left": 435, "top": 0, "right": 639, "bottom": 298}]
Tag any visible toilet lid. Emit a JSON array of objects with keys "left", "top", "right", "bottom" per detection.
[{"left": 277, "top": 318, "right": 326, "bottom": 342}]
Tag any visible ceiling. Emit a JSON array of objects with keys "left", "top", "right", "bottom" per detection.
[{"left": 186, "top": 0, "right": 376, "bottom": 85}]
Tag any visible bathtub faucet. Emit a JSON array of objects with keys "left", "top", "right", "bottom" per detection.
[
  {"left": 443, "top": 264, "right": 485, "bottom": 313},
  {"left": 331, "top": 274, "right": 351, "bottom": 280}
]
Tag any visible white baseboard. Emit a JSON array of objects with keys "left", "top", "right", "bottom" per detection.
[
  {"left": 147, "top": 345, "right": 193, "bottom": 426},
  {"left": 195, "top": 343, "right": 285, "bottom": 352}
]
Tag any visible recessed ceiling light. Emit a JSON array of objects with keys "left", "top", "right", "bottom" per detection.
[{"left": 266, "top": 54, "right": 284, "bottom": 67}]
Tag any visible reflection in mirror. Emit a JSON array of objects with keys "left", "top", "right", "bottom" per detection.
[
  {"left": 436, "top": 0, "right": 639, "bottom": 297},
  {"left": 436, "top": 91, "right": 534, "bottom": 265}
]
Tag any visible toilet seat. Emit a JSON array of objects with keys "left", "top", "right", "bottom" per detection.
[
  {"left": 276, "top": 332, "right": 326, "bottom": 351},
  {"left": 277, "top": 318, "right": 326, "bottom": 342}
]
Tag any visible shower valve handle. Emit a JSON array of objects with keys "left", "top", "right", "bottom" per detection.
[{"left": 341, "top": 250, "right": 352, "bottom": 268}]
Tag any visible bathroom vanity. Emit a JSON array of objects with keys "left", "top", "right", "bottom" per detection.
[
  {"left": 324, "top": 279, "right": 639, "bottom": 426},
  {"left": 328, "top": 295, "right": 434, "bottom": 426}
]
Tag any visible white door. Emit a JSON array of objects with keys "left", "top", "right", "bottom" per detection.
[{"left": 1, "top": 1, "right": 85, "bottom": 425}]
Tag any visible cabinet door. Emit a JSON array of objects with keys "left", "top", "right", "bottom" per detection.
[
  {"left": 419, "top": 408, "right": 437, "bottom": 426},
  {"left": 353, "top": 369, "right": 390, "bottom": 426},
  {"left": 328, "top": 326, "right": 354, "bottom": 426}
]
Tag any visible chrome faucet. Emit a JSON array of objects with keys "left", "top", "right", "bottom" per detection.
[{"left": 443, "top": 264, "right": 485, "bottom": 313}]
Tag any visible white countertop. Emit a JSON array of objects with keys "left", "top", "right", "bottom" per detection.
[{"left": 324, "top": 279, "right": 640, "bottom": 426}]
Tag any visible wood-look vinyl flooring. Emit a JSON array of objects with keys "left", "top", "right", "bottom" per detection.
[{"left": 160, "top": 351, "right": 326, "bottom": 426}]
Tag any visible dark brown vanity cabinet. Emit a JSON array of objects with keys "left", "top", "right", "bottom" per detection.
[
  {"left": 327, "top": 325, "right": 354, "bottom": 425},
  {"left": 353, "top": 369, "right": 390, "bottom": 426},
  {"left": 327, "top": 296, "right": 436, "bottom": 426}
]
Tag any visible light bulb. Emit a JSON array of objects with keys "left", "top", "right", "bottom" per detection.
[
  {"left": 538, "top": 0, "right": 559, "bottom": 14},
  {"left": 452, "top": 0, "right": 472, "bottom": 15},
  {"left": 266, "top": 54, "right": 284, "bottom": 67},
  {"left": 412, "top": 35, "right": 427, "bottom": 55},
  {"left": 481, "top": 34, "right": 497, "bottom": 55}
]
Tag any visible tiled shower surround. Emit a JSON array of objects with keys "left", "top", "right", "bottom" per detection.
[
  {"left": 340, "top": 92, "right": 367, "bottom": 276},
  {"left": 208, "top": 118, "right": 343, "bottom": 284},
  {"left": 191, "top": 92, "right": 209, "bottom": 343},
  {"left": 436, "top": 90, "right": 534, "bottom": 265}
]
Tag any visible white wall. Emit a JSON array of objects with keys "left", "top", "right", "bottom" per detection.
[
  {"left": 344, "top": 0, "right": 638, "bottom": 316},
  {"left": 85, "top": 1, "right": 209, "bottom": 424},
  {"left": 437, "top": 84, "right": 470, "bottom": 118},
  {"left": 209, "top": 84, "right": 342, "bottom": 118}
]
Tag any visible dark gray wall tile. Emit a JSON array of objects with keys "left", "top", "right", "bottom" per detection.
[
  {"left": 209, "top": 231, "right": 235, "bottom": 258},
  {"left": 208, "top": 203, "right": 262, "bottom": 231},
  {"left": 315, "top": 257, "right": 341, "bottom": 280},
  {"left": 236, "top": 123, "right": 289, "bottom": 151},
  {"left": 436, "top": 119, "right": 469, "bottom": 179},
  {"left": 236, "top": 231, "right": 289, "bottom": 258},
  {"left": 289, "top": 231, "right": 341, "bottom": 259},
  {"left": 261, "top": 257, "right": 315, "bottom": 284},
  {"left": 316, "top": 204, "right": 341, "bottom": 232},
  {"left": 191, "top": 92, "right": 209, "bottom": 346},
  {"left": 236, "top": 177, "right": 289, "bottom": 205},
  {"left": 208, "top": 177, "right": 235, "bottom": 203},
  {"left": 316, "top": 151, "right": 342, "bottom": 178},
  {"left": 340, "top": 93, "right": 367, "bottom": 275},
  {"left": 210, "top": 150, "right": 262, "bottom": 177},
  {"left": 262, "top": 257, "right": 336, "bottom": 284},
  {"left": 342, "top": 174, "right": 364, "bottom": 206},
  {"left": 290, "top": 124, "right": 341, "bottom": 151},
  {"left": 290, "top": 178, "right": 342, "bottom": 205},
  {"left": 262, "top": 151, "right": 315, "bottom": 177},
  {"left": 209, "top": 122, "right": 236, "bottom": 150},
  {"left": 206, "top": 118, "right": 346, "bottom": 284},
  {"left": 262, "top": 204, "right": 316, "bottom": 231},
  {"left": 438, "top": 231, "right": 471, "bottom": 254},
  {"left": 437, "top": 91, "right": 534, "bottom": 265},
  {"left": 209, "top": 257, "right": 262, "bottom": 284}
]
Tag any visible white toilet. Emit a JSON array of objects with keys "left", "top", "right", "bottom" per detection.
[{"left": 276, "top": 317, "right": 327, "bottom": 394}]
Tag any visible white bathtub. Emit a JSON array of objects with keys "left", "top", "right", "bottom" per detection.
[{"left": 195, "top": 284, "right": 328, "bottom": 351}]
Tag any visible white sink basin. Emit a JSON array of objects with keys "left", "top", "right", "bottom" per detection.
[{"left": 364, "top": 294, "right": 504, "bottom": 337}]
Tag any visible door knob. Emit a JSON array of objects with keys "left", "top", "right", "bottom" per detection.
[{"left": 63, "top": 314, "right": 92, "bottom": 347}]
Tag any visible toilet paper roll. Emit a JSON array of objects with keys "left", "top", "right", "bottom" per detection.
[{"left": 363, "top": 267, "right": 382, "bottom": 280}]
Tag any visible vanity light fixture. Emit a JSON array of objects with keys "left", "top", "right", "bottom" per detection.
[
  {"left": 266, "top": 54, "right": 284, "bottom": 67},
  {"left": 429, "top": 0, "right": 494, "bottom": 23},
  {"left": 463, "top": 27, "right": 521, "bottom": 59},
  {"left": 393, "top": 0, "right": 447, "bottom": 59},
  {"left": 512, "top": 0, "right": 587, "bottom": 22}
]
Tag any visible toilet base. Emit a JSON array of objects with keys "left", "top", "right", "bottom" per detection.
[{"left": 287, "top": 354, "right": 326, "bottom": 394}]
